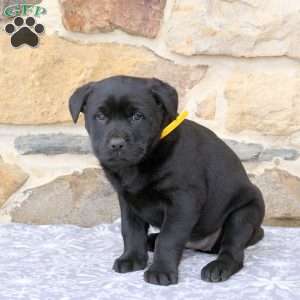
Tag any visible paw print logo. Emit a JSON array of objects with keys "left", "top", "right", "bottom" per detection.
[{"left": 5, "top": 16, "right": 45, "bottom": 48}]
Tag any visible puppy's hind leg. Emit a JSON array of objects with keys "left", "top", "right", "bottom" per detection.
[
  {"left": 201, "top": 187, "right": 265, "bottom": 282},
  {"left": 148, "top": 232, "right": 222, "bottom": 254}
]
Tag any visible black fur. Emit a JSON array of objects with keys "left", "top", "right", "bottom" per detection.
[{"left": 69, "top": 75, "right": 265, "bottom": 286}]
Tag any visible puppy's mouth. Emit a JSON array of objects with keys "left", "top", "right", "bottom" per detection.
[
  {"left": 104, "top": 147, "right": 146, "bottom": 166},
  {"left": 108, "top": 151, "right": 129, "bottom": 162}
]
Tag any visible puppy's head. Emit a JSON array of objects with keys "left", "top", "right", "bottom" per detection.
[{"left": 69, "top": 76, "right": 178, "bottom": 167}]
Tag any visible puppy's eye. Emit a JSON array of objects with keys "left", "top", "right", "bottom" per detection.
[
  {"left": 132, "top": 112, "right": 145, "bottom": 121},
  {"left": 95, "top": 112, "right": 106, "bottom": 121}
]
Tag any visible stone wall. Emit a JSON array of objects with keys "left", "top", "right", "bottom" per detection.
[{"left": 0, "top": 0, "right": 300, "bottom": 227}]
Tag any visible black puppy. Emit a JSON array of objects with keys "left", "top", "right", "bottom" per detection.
[{"left": 69, "top": 76, "right": 265, "bottom": 286}]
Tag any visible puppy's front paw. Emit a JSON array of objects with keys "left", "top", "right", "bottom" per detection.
[
  {"left": 201, "top": 259, "right": 242, "bottom": 282},
  {"left": 144, "top": 268, "right": 178, "bottom": 286},
  {"left": 113, "top": 256, "right": 147, "bottom": 273}
]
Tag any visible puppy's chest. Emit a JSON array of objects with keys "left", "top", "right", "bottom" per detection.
[
  {"left": 119, "top": 168, "right": 170, "bottom": 195},
  {"left": 126, "top": 188, "right": 166, "bottom": 228},
  {"left": 115, "top": 168, "right": 170, "bottom": 227}
]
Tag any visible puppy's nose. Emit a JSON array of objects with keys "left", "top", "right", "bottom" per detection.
[{"left": 109, "top": 137, "right": 126, "bottom": 151}]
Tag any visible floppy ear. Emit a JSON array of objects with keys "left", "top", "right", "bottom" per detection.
[
  {"left": 69, "top": 82, "right": 94, "bottom": 123},
  {"left": 150, "top": 78, "right": 178, "bottom": 120}
]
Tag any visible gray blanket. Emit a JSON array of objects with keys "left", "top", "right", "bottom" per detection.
[{"left": 0, "top": 221, "right": 299, "bottom": 300}]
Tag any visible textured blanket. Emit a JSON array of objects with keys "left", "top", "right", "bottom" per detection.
[{"left": 0, "top": 221, "right": 299, "bottom": 300}]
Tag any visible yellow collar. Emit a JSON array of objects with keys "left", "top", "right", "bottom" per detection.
[{"left": 160, "top": 111, "right": 189, "bottom": 139}]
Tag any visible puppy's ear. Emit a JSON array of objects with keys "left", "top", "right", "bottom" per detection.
[
  {"left": 69, "top": 82, "right": 94, "bottom": 123},
  {"left": 150, "top": 78, "right": 178, "bottom": 120}
]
